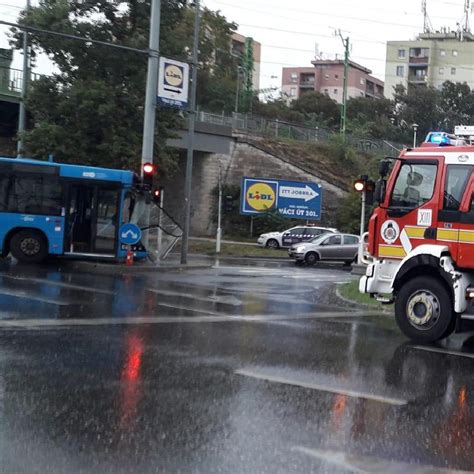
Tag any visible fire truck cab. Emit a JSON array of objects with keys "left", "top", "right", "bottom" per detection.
[{"left": 360, "top": 126, "right": 474, "bottom": 342}]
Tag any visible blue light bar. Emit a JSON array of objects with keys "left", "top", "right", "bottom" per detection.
[{"left": 425, "top": 132, "right": 451, "bottom": 145}]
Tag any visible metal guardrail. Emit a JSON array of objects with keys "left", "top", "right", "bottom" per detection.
[
  {"left": 0, "top": 66, "right": 41, "bottom": 96},
  {"left": 196, "top": 111, "right": 406, "bottom": 155}
]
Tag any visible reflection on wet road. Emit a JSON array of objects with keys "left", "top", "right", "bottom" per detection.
[{"left": 0, "top": 259, "right": 473, "bottom": 473}]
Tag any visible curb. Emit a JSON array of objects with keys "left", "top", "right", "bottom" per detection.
[{"left": 335, "top": 284, "right": 394, "bottom": 315}]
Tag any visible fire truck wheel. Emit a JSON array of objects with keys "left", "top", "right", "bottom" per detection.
[
  {"left": 395, "top": 276, "right": 454, "bottom": 343},
  {"left": 10, "top": 230, "right": 48, "bottom": 264}
]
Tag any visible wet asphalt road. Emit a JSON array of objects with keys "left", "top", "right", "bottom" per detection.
[{"left": 0, "top": 258, "right": 473, "bottom": 473}]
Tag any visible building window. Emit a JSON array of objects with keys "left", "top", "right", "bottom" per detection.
[
  {"left": 453, "top": 50, "right": 458, "bottom": 56},
  {"left": 290, "top": 87, "right": 296, "bottom": 97},
  {"left": 335, "top": 74, "right": 339, "bottom": 79},
  {"left": 440, "top": 49, "right": 446, "bottom": 57},
  {"left": 333, "top": 88, "right": 338, "bottom": 94},
  {"left": 291, "top": 72, "right": 298, "bottom": 82},
  {"left": 451, "top": 67, "right": 456, "bottom": 75},
  {"left": 439, "top": 67, "right": 444, "bottom": 75},
  {"left": 398, "top": 49, "right": 406, "bottom": 58},
  {"left": 360, "top": 78, "right": 365, "bottom": 85},
  {"left": 324, "top": 89, "right": 329, "bottom": 94},
  {"left": 325, "top": 74, "right": 329, "bottom": 79},
  {"left": 396, "top": 65, "right": 404, "bottom": 77}
]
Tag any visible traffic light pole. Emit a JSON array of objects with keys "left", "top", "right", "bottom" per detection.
[
  {"left": 216, "top": 170, "right": 222, "bottom": 254},
  {"left": 141, "top": 0, "right": 161, "bottom": 175},
  {"left": 357, "top": 191, "right": 366, "bottom": 265},
  {"left": 17, "top": 0, "right": 31, "bottom": 157},
  {"left": 181, "top": 0, "right": 201, "bottom": 265}
]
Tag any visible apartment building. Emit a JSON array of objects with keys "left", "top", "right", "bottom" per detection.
[
  {"left": 384, "top": 31, "right": 474, "bottom": 99},
  {"left": 231, "top": 33, "right": 261, "bottom": 91},
  {"left": 281, "top": 60, "right": 384, "bottom": 104}
]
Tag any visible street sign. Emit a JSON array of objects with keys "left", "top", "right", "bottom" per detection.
[
  {"left": 240, "top": 177, "right": 322, "bottom": 220},
  {"left": 157, "top": 57, "right": 190, "bottom": 109},
  {"left": 119, "top": 223, "right": 142, "bottom": 245}
]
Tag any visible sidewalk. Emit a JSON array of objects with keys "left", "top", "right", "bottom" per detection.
[{"left": 190, "top": 237, "right": 256, "bottom": 247}]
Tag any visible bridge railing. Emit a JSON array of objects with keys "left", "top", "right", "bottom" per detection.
[
  {"left": 0, "top": 66, "right": 42, "bottom": 97},
  {"left": 196, "top": 111, "right": 406, "bottom": 155}
]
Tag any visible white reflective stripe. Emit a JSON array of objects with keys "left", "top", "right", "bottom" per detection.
[{"left": 400, "top": 228, "right": 412, "bottom": 253}]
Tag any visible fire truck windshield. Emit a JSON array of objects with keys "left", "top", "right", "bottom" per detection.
[{"left": 390, "top": 163, "right": 437, "bottom": 210}]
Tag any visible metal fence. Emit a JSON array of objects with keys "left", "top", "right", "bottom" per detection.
[
  {"left": 0, "top": 66, "right": 41, "bottom": 97},
  {"left": 196, "top": 111, "right": 406, "bottom": 155}
]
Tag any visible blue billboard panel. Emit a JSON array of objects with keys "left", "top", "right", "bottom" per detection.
[{"left": 240, "top": 177, "right": 322, "bottom": 220}]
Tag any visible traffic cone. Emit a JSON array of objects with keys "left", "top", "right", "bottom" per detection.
[{"left": 125, "top": 247, "right": 134, "bottom": 266}]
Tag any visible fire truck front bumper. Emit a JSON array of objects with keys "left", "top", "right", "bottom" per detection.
[{"left": 359, "top": 259, "right": 400, "bottom": 298}]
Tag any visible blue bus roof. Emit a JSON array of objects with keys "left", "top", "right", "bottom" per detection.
[{"left": 0, "top": 156, "right": 135, "bottom": 185}]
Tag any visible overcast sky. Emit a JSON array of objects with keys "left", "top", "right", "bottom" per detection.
[{"left": 0, "top": 0, "right": 471, "bottom": 90}]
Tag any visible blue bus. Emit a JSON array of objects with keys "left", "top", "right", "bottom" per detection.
[{"left": 0, "top": 156, "right": 150, "bottom": 263}]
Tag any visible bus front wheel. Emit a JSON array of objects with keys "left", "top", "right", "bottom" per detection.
[{"left": 10, "top": 230, "right": 48, "bottom": 264}]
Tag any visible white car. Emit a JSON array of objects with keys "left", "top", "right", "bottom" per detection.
[{"left": 257, "top": 226, "right": 337, "bottom": 249}]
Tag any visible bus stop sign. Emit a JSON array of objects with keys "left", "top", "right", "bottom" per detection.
[{"left": 119, "top": 223, "right": 142, "bottom": 245}]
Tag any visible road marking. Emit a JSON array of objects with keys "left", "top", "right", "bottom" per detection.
[
  {"left": 293, "top": 447, "right": 473, "bottom": 473},
  {"left": 0, "top": 289, "right": 72, "bottom": 306},
  {"left": 147, "top": 288, "right": 242, "bottom": 306},
  {"left": 411, "top": 345, "right": 474, "bottom": 359},
  {"left": 235, "top": 369, "right": 408, "bottom": 406},
  {"left": 0, "top": 311, "right": 381, "bottom": 328},
  {"left": 0, "top": 275, "right": 114, "bottom": 295},
  {"left": 154, "top": 302, "right": 221, "bottom": 316}
]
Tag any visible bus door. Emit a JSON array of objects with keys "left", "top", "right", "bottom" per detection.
[{"left": 66, "top": 183, "right": 119, "bottom": 255}]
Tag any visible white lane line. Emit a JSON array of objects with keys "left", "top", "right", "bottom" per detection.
[
  {"left": 155, "top": 302, "right": 221, "bottom": 316},
  {"left": 0, "top": 275, "right": 114, "bottom": 295},
  {"left": 147, "top": 288, "right": 242, "bottom": 306},
  {"left": 0, "top": 289, "right": 71, "bottom": 306},
  {"left": 292, "top": 447, "right": 474, "bottom": 473},
  {"left": 0, "top": 311, "right": 383, "bottom": 328},
  {"left": 235, "top": 369, "right": 408, "bottom": 406},
  {"left": 411, "top": 345, "right": 474, "bottom": 359}
]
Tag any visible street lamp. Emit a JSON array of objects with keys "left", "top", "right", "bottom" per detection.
[{"left": 412, "top": 123, "right": 419, "bottom": 148}]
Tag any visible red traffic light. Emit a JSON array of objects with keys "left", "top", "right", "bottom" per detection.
[
  {"left": 143, "top": 162, "right": 155, "bottom": 175},
  {"left": 354, "top": 179, "right": 365, "bottom": 192}
]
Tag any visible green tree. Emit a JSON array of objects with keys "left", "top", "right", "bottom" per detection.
[
  {"left": 291, "top": 91, "right": 340, "bottom": 128},
  {"left": 13, "top": 0, "right": 237, "bottom": 173},
  {"left": 439, "top": 81, "right": 474, "bottom": 131}
]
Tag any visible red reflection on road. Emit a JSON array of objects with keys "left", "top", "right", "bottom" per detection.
[{"left": 120, "top": 330, "right": 144, "bottom": 429}]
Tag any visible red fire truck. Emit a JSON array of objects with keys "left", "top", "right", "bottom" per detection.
[{"left": 360, "top": 126, "right": 474, "bottom": 342}]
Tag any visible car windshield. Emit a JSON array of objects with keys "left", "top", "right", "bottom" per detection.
[{"left": 309, "top": 233, "right": 331, "bottom": 244}]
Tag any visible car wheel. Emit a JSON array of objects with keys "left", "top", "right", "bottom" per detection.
[
  {"left": 305, "top": 252, "right": 319, "bottom": 266},
  {"left": 266, "top": 239, "right": 279, "bottom": 249},
  {"left": 394, "top": 276, "right": 455, "bottom": 342},
  {"left": 10, "top": 230, "right": 48, "bottom": 263}
]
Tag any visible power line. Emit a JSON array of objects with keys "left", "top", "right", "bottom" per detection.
[{"left": 212, "top": 0, "right": 423, "bottom": 29}]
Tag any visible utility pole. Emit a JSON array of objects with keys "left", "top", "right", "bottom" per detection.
[
  {"left": 181, "top": 0, "right": 201, "bottom": 265},
  {"left": 338, "top": 31, "right": 350, "bottom": 139},
  {"left": 141, "top": 0, "right": 161, "bottom": 175},
  {"left": 17, "top": 0, "right": 30, "bottom": 157},
  {"left": 216, "top": 163, "right": 222, "bottom": 254}
]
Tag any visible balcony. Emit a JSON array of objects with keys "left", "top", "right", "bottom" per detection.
[{"left": 299, "top": 74, "right": 315, "bottom": 88}]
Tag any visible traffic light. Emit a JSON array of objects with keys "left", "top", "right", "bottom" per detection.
[
  {"left": 354, "top": 179, "right": 365, "bottom": 192},
  {"left": 353, "top": 176, "right": 375, "bottom": 193},
  {"left": 142, "top": 162, "right": 156, "bottom": 189},
  {"left": 223, "top": 195, "right": 235, "bottom": 212},
  {"left": 152, "top": 186, "right": 163, "bottom": 204}
]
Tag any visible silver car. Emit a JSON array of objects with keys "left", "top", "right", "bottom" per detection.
[{"left": 288, "top": 233, "right": 360, "bottom": 265}]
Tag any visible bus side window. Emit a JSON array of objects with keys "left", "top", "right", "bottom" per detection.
[{"left": 122, "top": 192, "right": 134, "bottom": 223}]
